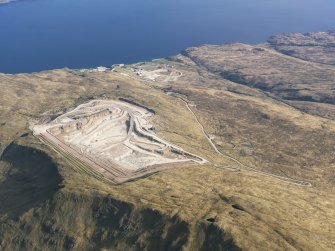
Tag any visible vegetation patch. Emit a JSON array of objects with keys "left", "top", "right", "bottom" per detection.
[{"left": 0, "top": 143, "right": 62, "bottom": 218}]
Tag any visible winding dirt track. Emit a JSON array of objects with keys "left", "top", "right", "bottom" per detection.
[{"left": 167, "top": 92, "right": 312, "bottom": 187}]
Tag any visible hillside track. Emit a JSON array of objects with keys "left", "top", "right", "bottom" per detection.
[{"left": 167, "top": 92, "right": 312, "bottom": 187}]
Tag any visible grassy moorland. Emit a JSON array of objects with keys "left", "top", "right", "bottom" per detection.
[{"left": 0, "top": 31, "right": 335, "bottom": 250}]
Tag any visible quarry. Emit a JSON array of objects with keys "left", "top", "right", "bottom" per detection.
[
  {"left": 1, "top": 30, "right": 335, "bottom": 251},
  {"left": 32, "top": 99, "right": 205, "bottom": 183}
]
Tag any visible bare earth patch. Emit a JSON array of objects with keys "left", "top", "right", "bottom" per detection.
[{"left": 32, "top": 100, "right": 205, "bottom": 183}]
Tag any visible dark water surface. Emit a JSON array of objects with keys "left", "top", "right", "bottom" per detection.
[{"left": 1, "top": 0, "right": 335, "bottom": 73}]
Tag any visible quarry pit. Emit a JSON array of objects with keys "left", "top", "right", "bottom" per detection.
[{"left": 32, "top": 100, "right": 205, "bottom": 183}]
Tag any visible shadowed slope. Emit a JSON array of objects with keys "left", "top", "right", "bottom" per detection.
[{"left": 0, "top": 143, "right": 62, "bottom": 218}]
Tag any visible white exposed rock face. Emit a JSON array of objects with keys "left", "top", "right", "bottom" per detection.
[
  {"left": 32, "top": 100, "right": 205, "bottom": 183},
  {"left": 96, "top": 66, "right": 108, "bottom": 72},
  {"left": 132, "top": 64, "right": 183, "bottom": 82}
]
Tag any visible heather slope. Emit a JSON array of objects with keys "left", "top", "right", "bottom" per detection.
[{"left": 0, "top": 31, "right": 335, "bottom": 250}]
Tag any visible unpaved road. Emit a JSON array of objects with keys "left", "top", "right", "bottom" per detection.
[{"left": 167, "top": 92, "right": 312, "bottom": 187}]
